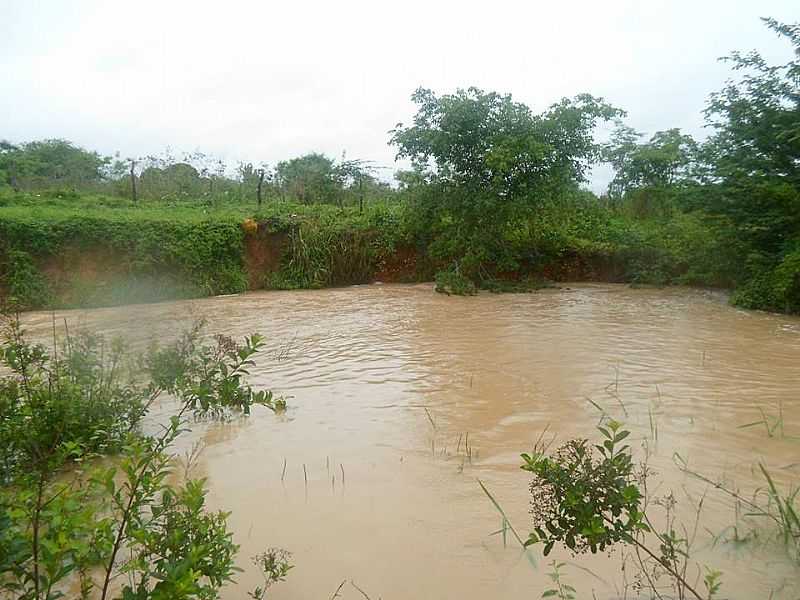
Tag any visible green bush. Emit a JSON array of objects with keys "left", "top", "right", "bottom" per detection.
[
  {"left": 0, "top": 250, "right": 51, "bottom": 308},
  {"left": 434, "top": 269, "right": 477, "bottom": 296},
  {"left": 0, "top": 206, "right": 249, "bottom": 308},
  {"left": 266, "top": 205, "right": 406, "bottom": 289},
  {"left": 732, "top": 245, "right": 800, "bottom": 314},
  {"left": 0, "top": 315, "right": 288, "bottom": 599}
]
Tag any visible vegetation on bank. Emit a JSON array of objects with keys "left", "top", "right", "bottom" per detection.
[
  {"left": 1, "top": 18, "right": 798, "bottom": 314},
  {"left": 0, "top": 190, "right": 742, "bottom": 310},
  {"left": 0, "top": 197, "right": 409, "bottom": 308}
]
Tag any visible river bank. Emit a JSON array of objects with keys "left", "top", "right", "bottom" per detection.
[{"left": 0, "top": 196, "right": 739, "bottom": 311}]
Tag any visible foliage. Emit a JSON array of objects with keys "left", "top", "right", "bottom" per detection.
[
  {"left": 593, "top": 18, "right": 800, "bottom": 313},
  {"left": 265, "top": 204, "right": 406, "bottom": 289},
  {"left": 676, "top": 456, "right": 800, "bottom": 568},
  {"left": 701, "top": 18, "right": 800, "bottom": 188},
  {"left": 0, "top": 314, "right": 288, "bottom": 599},
  {"left": 603, "top": 125, "right": 697, "bottom": 200},
  {"left": 541, "top": 562, "right": 576, "bottom": 600},
  {"left": 276, "top": 153, "right": 340, "bottom": 205},
  {"left": 139, "top": 162, "right": 206, "bottom": 200},
  {"left": 0, "top": 184, "right": 744, "bottom": 310},
  {"left": 0, "top": 203, "right": 249, "bottom": 308},
  {"left": 248, "top": 549, "right": 293, "bottom": 600},
  {"left": 522, "top": 420, "right": 644, "bottom": 555},
  {"left": 522, "top": 422, "right": 713, "bottom": 600},
  {"left": 0, "top": 139, "right": 108, "bottom": 192},
  {"left": 434, "top": 269, "right": 477, "bottom": 296},
  {"left": 693, "top": 19, "right": 800, "bottom": 310},
  {"left": 390, "top": 87, "right": 621, "bottom": 280},
  {"left": 0, "top": 250, "right": 51, "bottom": 309},
  {"left": 731, "top": 245, "right": 800, "bottom": 313},
  {"left": 275, "top": 154, "right": 389, "bottom": 208}
]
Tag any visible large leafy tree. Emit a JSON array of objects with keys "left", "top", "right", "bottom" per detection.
[
  {"left": 698, "top": 18, "right": 800, "bottom": 244},
  {"left": 0, "top": 139, "right": 108, "bottom": 191},
  {"left": 702, "top": 19, "right": 800, "bottom": 186},
  {"left": 389, "top": 87, "right": 621, "bottom": 275},
  {"left": 275, "top": 153, "right": 340, "bottom": 204},
  {"left": 603, "top": 126, "right": 697, "bottom": 198},
  {"left": 698, "top": 18, "right": 800, "bottom": 311}
]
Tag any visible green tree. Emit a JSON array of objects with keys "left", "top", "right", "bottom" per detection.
[
  {"left": 697, "top": 18, "right": 800, "bottom": 311},
  {"left": 0, "top": 317, "right": 288, "bottom": 599},
  {"left": 389, "top": 87, "right": 621, "bottom": 279},
  {"left": 0, "top": 139, "right": 108, "bottom": 191},
  {"left": 696, "top": 17, "right": 800, "bottom": 249},
  {"left": 139, "top": 162, "right": 205, "bottom": 199},
  {"left": 275, "top": 153, "right": 340, "bottom": 204},
  {"left": 603, "top": 126, "right": 697, "bottom": 197},
  {"left": 702, "top": 19, "right": 800, "bottom": 187}
]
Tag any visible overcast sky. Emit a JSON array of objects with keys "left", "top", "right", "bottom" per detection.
[{"left": 1, "top": 0, "right": 797, "bottom": 190}]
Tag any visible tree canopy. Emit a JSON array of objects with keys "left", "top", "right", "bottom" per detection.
[
  {"left": 0, "top": 139, "right": 108, "bottom": 190},
  {"left": 389, "top": 87, "right": 621, "bottom": 276},
  {"left": 603, "top": 126, "right": 697, "bottom": 198}
]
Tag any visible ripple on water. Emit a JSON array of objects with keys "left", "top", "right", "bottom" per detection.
[{"left": 17, "top": 283, "right": 800, "bottom": 599}]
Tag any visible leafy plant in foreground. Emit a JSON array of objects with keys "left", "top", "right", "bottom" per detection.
[
  {"left": 0, "top": 313, "right": 289, "bottom": 599},
  {"left": 522, "top": 421, "right": 716, "bottom": 600}
]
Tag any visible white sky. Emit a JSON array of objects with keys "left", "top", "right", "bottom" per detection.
[{"left": 1, "top": 0, "right": 797, "bottom": 191}]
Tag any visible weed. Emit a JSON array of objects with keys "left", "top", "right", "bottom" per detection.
[
  {"left": 434, "top": 269, "right": 476, "bottom": 296},
  {"left": 0, "top": 313, "right": 288, "bottom": 599}
]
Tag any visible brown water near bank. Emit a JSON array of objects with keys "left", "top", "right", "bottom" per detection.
[{"left": 19, "top": 283, "right": 800, "bottom": 599}]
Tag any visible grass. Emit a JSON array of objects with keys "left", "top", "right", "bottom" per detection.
[
  {"left": 0, "top": 188, "right": 785, "bottom": 314},
  {"left": 738, "top": 402, "right": 789, "bottom": 438},
  {"left": 0, "top": 194, "right": 411, "bottom": 309},
  {"left": 757, "top": 463, "right": 800, "bottom": 553},
  {"left": 675, "top": 453, "right": 800, "bottom": 563},
  {"left": 477, "top": 479, "right": 538, "bottom": 570},
  {"left": 477, "top": 480, "right": 528, "bottom": 550}
]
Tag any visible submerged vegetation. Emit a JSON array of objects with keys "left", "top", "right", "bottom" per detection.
[
  {"left": 0, "top": 18, "right": 798, "bottom": 313},
  {"left": 517, "top": 419, "right": 800, "bottom": 599},
  {"left": 0, "top": 314, "right": 289, "bottom": 599},
  {"left": 523, "top": 422, "right": 714, "bottom": 599}
]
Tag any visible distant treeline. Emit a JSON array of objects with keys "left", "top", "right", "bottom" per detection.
[
  {"left": 0, "top": 142, "right": 396, "bottom": 207},
  {"left": 1, "top": 18, "right": 798, "bottom": 313}
]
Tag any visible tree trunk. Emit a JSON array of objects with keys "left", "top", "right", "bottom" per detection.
[
  {"left": 257, "top": 169, "right": 265, "bottom": 207},
  {"left": 129, "top": 160, "right": 138, "bottom": 203}
]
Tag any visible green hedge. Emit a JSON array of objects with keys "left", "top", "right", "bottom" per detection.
[{"left": 0, "top": 207, "right": 248, "bottom": 308}]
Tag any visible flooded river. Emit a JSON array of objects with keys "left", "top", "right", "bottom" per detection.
[{"left": 20, "top": 283, "right": 800, "bottom": 599}]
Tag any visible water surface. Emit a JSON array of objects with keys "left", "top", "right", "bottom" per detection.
[{"left": 21, "top": 283, "right": 800, "bottom": 599}]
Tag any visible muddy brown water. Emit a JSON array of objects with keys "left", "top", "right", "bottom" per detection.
[{"left": 19, "top": 283, "right": 800, "bottom": 599}]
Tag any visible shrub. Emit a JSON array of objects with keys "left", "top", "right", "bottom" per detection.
[
  {"left": 0, "top": 250, "right": 51, "bottom": 309},
  {"left": 0, "top": 314, "right": 288, "bottom": 599},
  {"left": 522, "top": 421, "right": 717, "bottom": 600},
  {"left": 434, "top": 269, "right": 477, "bottom": 296},
  {"left": 732, "top": 246, "right": 800, "bottom": 314}
]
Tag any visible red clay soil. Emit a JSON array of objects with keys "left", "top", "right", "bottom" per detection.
[
  {"left": 39, "top": 245, "right": 129, "bottom": 302},
  {"left": 243, "top": 222, "right": 289, "bottom": 289},
  {"left": 374, "top": 245, "right": 420, "bottom": 283}
]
